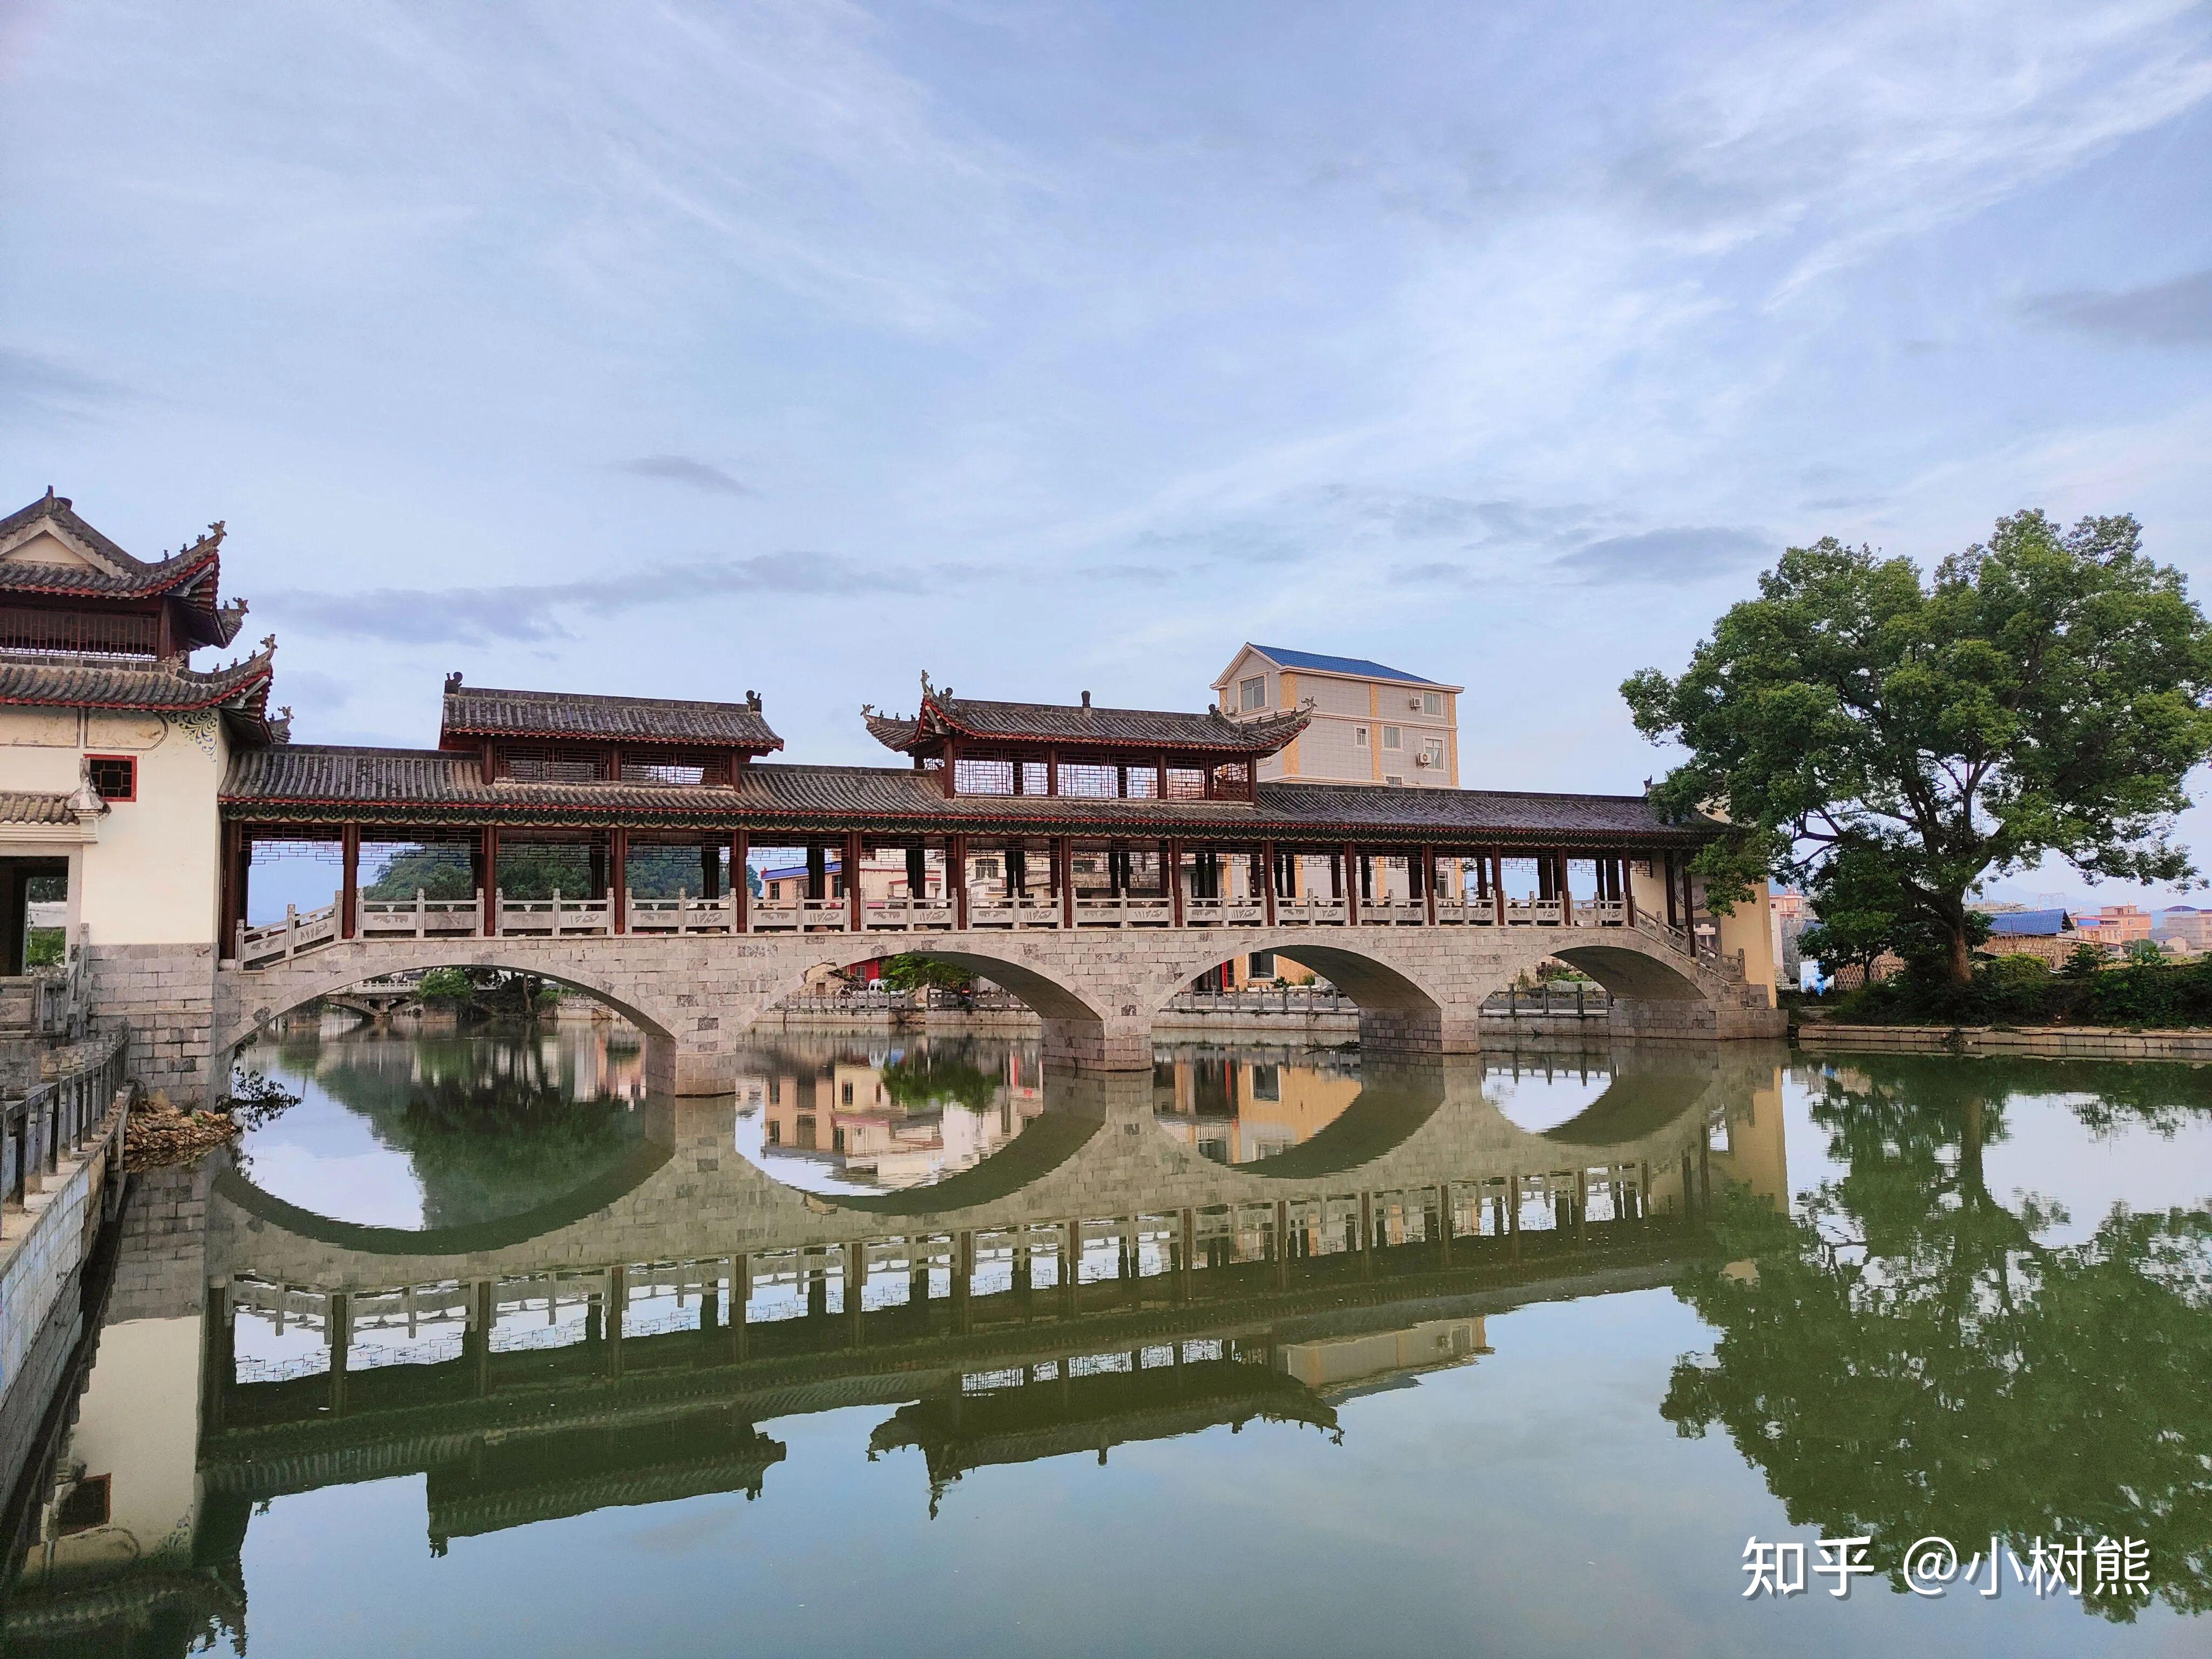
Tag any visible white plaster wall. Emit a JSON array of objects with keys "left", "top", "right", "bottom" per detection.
[
  {"left": 17, "top": 1316, "right": 204, "bottom": 1583},
  {"left": 83, "top": 710, "right": 226, "bottom": 946},
  {"left": 0, "top": 705, "right": 227, "bottom": 947}
]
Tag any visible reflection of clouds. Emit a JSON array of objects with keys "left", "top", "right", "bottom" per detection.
[
  {"left": 234, "top": 1144, "right": 427, "bottom": 1230},
  {"left": 1781, "top": 1066, "right": 2212, "bottom": 1248},
  {"left": 1480, "top": 1066, "right": 1614, "bottom": 1134}
]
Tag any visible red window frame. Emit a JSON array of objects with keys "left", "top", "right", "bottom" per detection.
[{"left": 86, "top": 754, "right": 137, "bottom": 802}]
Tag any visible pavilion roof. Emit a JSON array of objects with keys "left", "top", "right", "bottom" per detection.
[
  {"left": 0, "top": 489, "right": 247, "bottom": 649},
  {"left": 222, "top": 746, "right": 1720, "bottom": 846},
  {"left": 0, "top": 646, "right": 281, "bottom": 743},
  {"left": 441, "top": 680, "right": 783, "bottom": 751},
  {"left": 862, "top": 683, "right": 1307, "bottom": 757}
]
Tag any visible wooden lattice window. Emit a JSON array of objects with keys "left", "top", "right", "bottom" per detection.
[
  {"left": 86, "top": 755, "right": 136, "bottom": 801},
  {"left": 1165, "top": 767, "right": 1209, "bottom": 801},
  {"left": 1211, "top": 761, "right": 1252, "bottom": 801},
  {"left": 1120, "top": 760, "right": 1159, "bottom": 799},
  {"left": 1057, "top": 762, "right": 1117, "bottom": 798},
  {"left": 954, "top": 753, "right": 1016, "bottom": 794},
  {"left": 621, "top": 755, "right": 713, "bottom": 786},
  {"left": 502, "top": 747, "right": 606, "bottom": 783},
  {"left": 0, "top": 608, "right": 159, "bottom": 657}
]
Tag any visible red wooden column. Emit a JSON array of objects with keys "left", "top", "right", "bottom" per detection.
[
  {"left": 610, "top": 827, "right": 629, "bottom": 933},
  {"left": 219, "top": 821, "right": 245, "bottom": 955},
  {"left": 340, "top": 822, "right": 361, "bottom": 939},
  {"left": 950, "top": 835, "right": 969, "bottom": 929},
  {"left": 1056, "top": 837, "right": 1075, "bottom": 928},
  {"left": 846, "top": 831, "right": 865, "bottom": 932},
  {"left": 1492, "top": 851, "right": 1507, "bottom": 926},
  {"left": 481, "top": 825, "right": 500, "bottom": 935},
  {"left": 1343, "top": 844, "right": 1360, "bottom": 925},
  {"left": 1167, "top": 839, "right": 1184, "bottom": 926},
  {"left": 732, "top": 828, "right": 750, "bottom": 933},
  {"left": 1260, "top": 841, "right": 1277, "bottom": 927},
  {"left": 1623, "top": 853, "right": 1637, "bottom": 925},
  {"left": 1420, "top": 844, "right": 1437, "bottom": 925}
]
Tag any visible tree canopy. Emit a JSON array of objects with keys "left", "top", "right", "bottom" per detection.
[{"left": 1624, "top": 511, "right": 2212, "bottom": 981}]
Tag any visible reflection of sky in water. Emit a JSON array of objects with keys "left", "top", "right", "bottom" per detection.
[
  {"left": 240, "top": 1022, "right": 647, "bottom": 1229},
  {"left": 238, "top": 1055, "right": 438, "bottom": 1229},
  {"left": 1478, "top": 1060, "right": 1615, "bottom": 1132},
  {"left": 1781, "top": 1064, "right": 2212, "bottom": 1248}
]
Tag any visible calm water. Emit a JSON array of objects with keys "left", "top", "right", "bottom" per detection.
[{"left": 6, "top": 1022, "right": 2212, "bottom": 1657}]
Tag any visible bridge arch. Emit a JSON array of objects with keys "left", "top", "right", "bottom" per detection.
[
  {"left": 1130, "top": 931, "right": 1471, "bottom": 1060},
  {"left": 214, "top": 944, "right": 692, "bottom": 1092},
  {"left": 736, "top": 938, "right": 1118, "bottom": 1070}
]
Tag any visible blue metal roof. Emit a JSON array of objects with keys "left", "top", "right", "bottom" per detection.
[
  {"left": 1984, "top": 908, "right": 2072, "bottom": 936},
  {"left": 1248, "top": 645, "right": 1438, "bottom": 685}
]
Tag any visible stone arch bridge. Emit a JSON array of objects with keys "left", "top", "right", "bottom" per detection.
[{"left": 214, "top": 920, "right": 1782, "bottom": 1095}]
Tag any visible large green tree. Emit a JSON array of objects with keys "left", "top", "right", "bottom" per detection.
[{"left": 1624, "top": 511, "right": 2212, "bottom": 982}]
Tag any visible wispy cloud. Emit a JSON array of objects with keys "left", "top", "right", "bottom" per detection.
[
  {"left": 2026, "top": 269, "right": 2212, "bottom": 347},
  {"left": 0, "top": 346, "right": 123, "bottom": 424},
  {"left": 1553, "top": 527, "right": 1772, "bottom": 584},
  {"left": 613, "top": 455, "right": 755, "bottom": 495},
  {"left": 264, "top": 551, "right": 997, "bottom": 644}
]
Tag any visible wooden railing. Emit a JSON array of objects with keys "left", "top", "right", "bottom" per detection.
[
  {"left": 226, "top": 877, "right": 1704, "bottom": 963},
  {"left": 2, "top": 1032, "right": 127, "bottom": 1236}
]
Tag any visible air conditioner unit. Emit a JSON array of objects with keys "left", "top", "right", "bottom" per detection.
[
  {"left": 1414, "top": 752, "right": 1433, "bottom": 766},
  {"left": 1408, "top": 696, "right": 1423, "bottom": 710}
]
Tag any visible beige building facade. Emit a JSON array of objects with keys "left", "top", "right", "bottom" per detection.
[{"left": 1213, "top": 645, "right": 1461, "bottom": 788}]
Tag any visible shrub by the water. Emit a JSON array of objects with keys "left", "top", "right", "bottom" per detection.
[{"left": 1823, "top": 952, "right": 2212, "bottom": 1028}]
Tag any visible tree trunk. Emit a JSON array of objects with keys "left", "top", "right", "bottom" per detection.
[{"left": 1946, "top": 923, "right": 1973, "bottom": 986}]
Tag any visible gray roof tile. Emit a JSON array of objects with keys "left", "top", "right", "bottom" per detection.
[
  {"left": 442, "top": 684, "right": 783, "bottom": 750},
  {"left": 224, "top": 744, "right": 1716, "bottom": 846}
]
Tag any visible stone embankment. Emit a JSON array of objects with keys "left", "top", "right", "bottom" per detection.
[{"left": 1795, "top": 1022, "right": 2212, "bottom": 1061}]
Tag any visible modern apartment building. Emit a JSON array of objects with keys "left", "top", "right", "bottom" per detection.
[{"left": 1212, "top": 644, "right": 1461, "bottom": 787}]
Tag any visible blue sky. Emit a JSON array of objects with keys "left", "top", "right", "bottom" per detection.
[{"left": 6, "top": 1, "right": 2211, "bottom": 905}]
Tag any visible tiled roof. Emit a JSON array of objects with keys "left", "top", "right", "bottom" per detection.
[
  {"left": 0, "top": 491, "right": 245, "bottom": 647},
  {"left": 0, "top": 649, "right": 276, "bottom": 731},
  {"left": 0, "top": 790, "right": 84, "bottom": 826},
  {"left": 224, "top": 745, "right": 1718, "bottom": 845},
  {"left": 865, "top": 690, "right": 1308, "bottom": 756},
  {"left": 441, "top": 683, "right": 783, "bottom": 750},
  {"left": 1984, "top": 908, "right": 2073, "bottom": 936},
  {"left": 1244, "top": 645, "right": 1448, "bottom": 687}
]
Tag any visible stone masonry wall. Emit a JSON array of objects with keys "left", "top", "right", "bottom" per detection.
[{"left": 89, "top": 942, "right": 218, "bottom": 1103}]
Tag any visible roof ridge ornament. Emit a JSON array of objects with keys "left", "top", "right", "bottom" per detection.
[{"left": 69, "top": 755, "right": 111, "bottom": 817}]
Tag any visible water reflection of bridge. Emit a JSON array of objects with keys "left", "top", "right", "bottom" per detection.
[{"left": 4, "top": 1044, "right": 1789, "bottom": 1654}]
